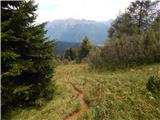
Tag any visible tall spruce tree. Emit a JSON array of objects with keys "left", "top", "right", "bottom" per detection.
[{"left": 1, "top": 0, "right": 55, "bottom": 110}]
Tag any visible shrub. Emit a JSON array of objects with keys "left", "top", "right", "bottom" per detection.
[
  {"left": 146, "top": 76, "right": 160, "bottom": 97},
  {"left": 88, "top": 32, "right": 160, "bottom": 70},
  {"left": 87, "top": 47, "right": 103, "bottom": 69}
]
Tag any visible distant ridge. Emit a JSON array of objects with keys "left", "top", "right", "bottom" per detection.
[{"left": 45, "top": 18, "right": 112, "bottom": 44}]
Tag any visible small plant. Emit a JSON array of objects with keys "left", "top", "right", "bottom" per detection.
[{"left": 146, "top": 76, "right": 160, "bottom": 97}]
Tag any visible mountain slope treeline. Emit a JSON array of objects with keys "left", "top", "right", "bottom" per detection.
[{"left": 55, "top": 41, "right": 80, "bottom": 54}]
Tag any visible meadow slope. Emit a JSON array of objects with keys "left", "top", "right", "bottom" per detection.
[{"left": 3, "top": 63, "right": 160, "bottom": 120}]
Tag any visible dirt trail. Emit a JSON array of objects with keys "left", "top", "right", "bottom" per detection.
[{"left": 64, "top": 82, "right": 88, "bottom": 120}]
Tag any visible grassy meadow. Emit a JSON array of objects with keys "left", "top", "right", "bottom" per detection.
[{"left": 3, "top": 63, "right": 160, "bottom": 120}]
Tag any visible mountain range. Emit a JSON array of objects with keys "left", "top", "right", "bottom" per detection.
[
  {"left": 45, "top": 18, "right": 112, "bottom": 54},
  {"left": 45, "top": 18, "right": 112, "bottom": 45}
]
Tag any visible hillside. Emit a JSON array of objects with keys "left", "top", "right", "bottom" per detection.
[
  {"left": 45, "top": 18, "right": 112, "bottom": 44},
  {"left": 2, "top": 1, "right": 160, "bottom": 120},
  {"left": 4, "top": 64, "right": 160, "bottom": 120},
  {"left": 55, "top": 41, "right": 80, "bottom": 54}
]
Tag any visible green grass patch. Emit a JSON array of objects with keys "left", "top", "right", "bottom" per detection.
[
  {"left": 3, "top": 63, "right": 160, "bottom": 120},
  {"left": 2, "top": 65, "right": 80, "bottom": 120},
  {"left": 61, "top": 63, "right": 160, "bottom": 120}
]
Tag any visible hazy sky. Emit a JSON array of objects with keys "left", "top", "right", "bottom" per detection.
[{"left": 35, "top": 0, "right": 133, "bottom": 23}]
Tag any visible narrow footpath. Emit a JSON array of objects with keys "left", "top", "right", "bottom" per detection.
[{"left": 64, "top": 82, "right": 88, "bottom": 120}]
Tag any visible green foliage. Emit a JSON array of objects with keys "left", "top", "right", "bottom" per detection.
[
  {"left": 127, "top": 0, "right": 159, "bottom": 31},
  {"left": 1, "top": 0, "right": 56, "bottom": 112},
  {"left": 78, "top": 36, "right": 92, "bottom": 62},
  {"left": 108, "top": 13, "right": 138, "bottom": 38},
  {"left": 87, "top": 46, "right": 103, "bottom": 69},
  {"left": 88, "top": 33, "right": 160, "bottom": 69},
  {"left": 64, "top": 48, "right": 77, "bottom": 61},
  {"left": 60, "top": 36, "right": 92, "bottom": 63},
  {"left": 146, "top": 76, "right": 160, "bottom": 97},
  {"left": 108, "top": 0, "right": 160, "bottom": 38},
  {"left": 88, "top": 0, "right": 160, "bottom": 69}
]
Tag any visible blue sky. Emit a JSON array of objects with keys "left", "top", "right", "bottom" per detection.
[{"left": 35, "top": 0, "right": 133, "bottom": 23}]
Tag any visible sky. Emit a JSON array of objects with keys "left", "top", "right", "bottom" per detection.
[{"left": 35, "top": 0, "right": 133, "bottom": 23}]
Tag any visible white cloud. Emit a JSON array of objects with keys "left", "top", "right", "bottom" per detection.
[{"left": 35, "top": 0, "right": 132, "bottom": 23}]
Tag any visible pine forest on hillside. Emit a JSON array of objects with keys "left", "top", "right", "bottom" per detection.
[{"left": 1, "top": 0, "right": 160, "bottom": 120}]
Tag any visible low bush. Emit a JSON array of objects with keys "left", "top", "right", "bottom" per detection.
[
  {"left": 87, "top": 32, "right": 160, "bottom": 69},
  {"left": 146, "top": 76, "right": 160, "bottom": 98}
]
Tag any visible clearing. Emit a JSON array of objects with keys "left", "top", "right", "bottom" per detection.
[{"left": 3, "top": 63, "right": 160, "bottom": 120}]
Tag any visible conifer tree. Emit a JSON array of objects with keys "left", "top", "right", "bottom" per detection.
[
  {"left": 1, "top": 0, "right": 55, "bottom": 110},
  {"left": 78, "top": 36, "right": 91, "bottom": 62}
]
